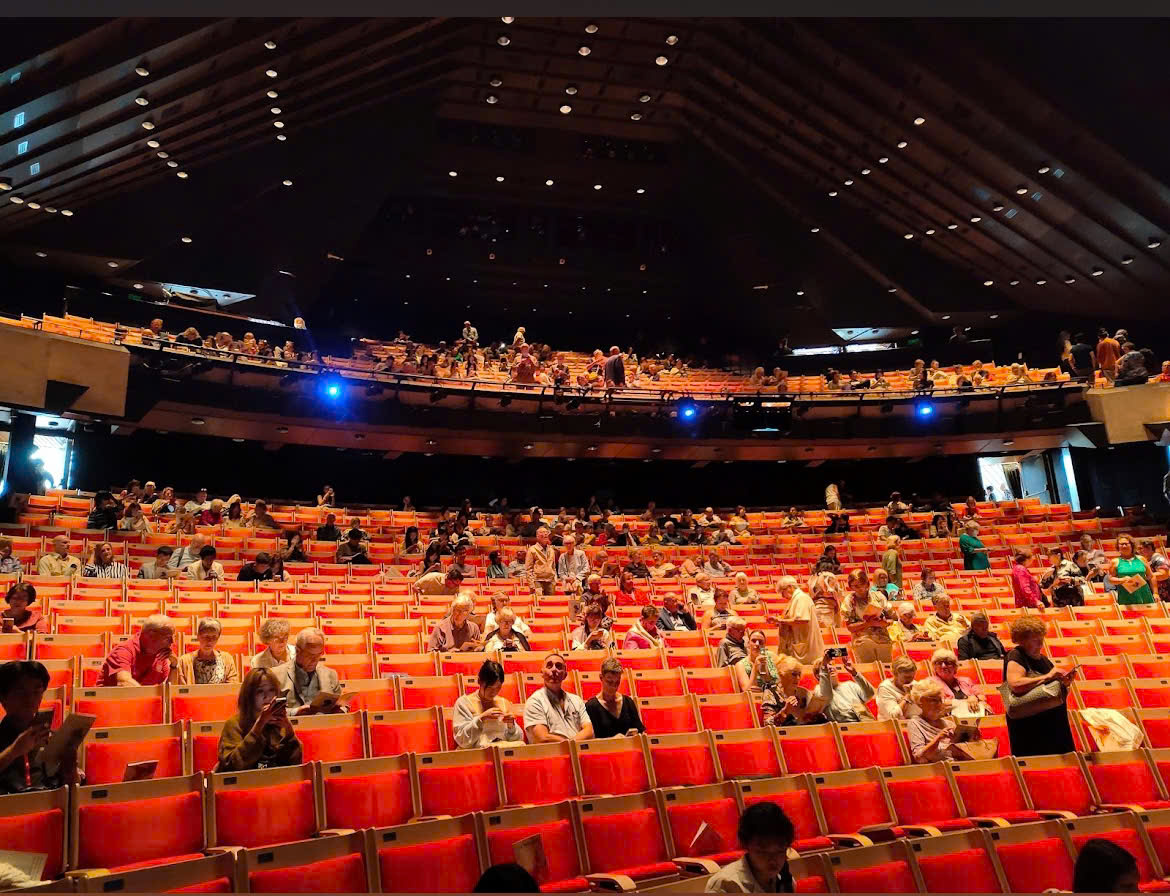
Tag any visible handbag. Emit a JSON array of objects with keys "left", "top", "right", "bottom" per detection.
[{"left": 998, "top": 677, "right": 1066, "bottom": 720}]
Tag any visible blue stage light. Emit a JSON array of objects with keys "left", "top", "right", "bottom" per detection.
[
  {"left": 915, "top": 400, "right": 934, "bottom": 418},
  {"left": 322, "top": 378, "right": 343, "bottom": 399},
  {"left": 678, "top": 400, "right": 698, "bottom": 421}
]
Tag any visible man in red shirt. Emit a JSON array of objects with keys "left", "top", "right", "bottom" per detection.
[
  {"left": 97, "top": 615, "right": 176, "bottom": 686},
  {"left": 1010, "top": 551, "right": 1048, "bottom": 610}
]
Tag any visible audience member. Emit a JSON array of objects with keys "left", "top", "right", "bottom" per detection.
[
  {"left": 473, "top": 864, "right": 540, "bottom": 894},
  {"left": 556, "top": 536, "right": 589, "bottom": 589},
  {"left": 271, "top": 628, "right": 343, "bottom": 714},
  {"left": 336, "top": 528, "right": 371, "bottom": 565},
  {"left": 622, "top": 605, "right": 663, "bottom": 649},
  {"left": 809, "top": 572, "right": 842, "bottom": 629},
  {"left": 690, "top": 572, "right": 718, "bottom": 608},
  {"left": 842, "top": 570, "right": 893, "bottom": 663},
  {"left": 703, "top": 549, "right": 733, "bottom": 577},
  {"left": 887, "top": 602, "right": 930, "bottom": 644},
  {"left": 215, "top": 668, "right": 303, "bottom": 772},
  {"left": 316, "top": 513, "right": 343, "bottom": 542},
  {"left": 173, "top": 618, "right": 239, "bottom": 685},
  {"left": 657, "top": 594, "right": 697, "bottom": 632},
  {"left": 0, "top": 661, "right": 81, "bottom": 794},
  {"left": 483, "top": 593, "right": 531, "bottom": 637},
  {"left": 731, "top": 572, "right": 760, "bottom": 606},
  {"left": 2, "top": 584, "right": 46, "bottom": 634},
  {"left": 1004, "top": 615, "right": 1075, "bottom": 756},
  {"left": 427, "top": 594, "right": 483, "bottom": 651},
  {"left": 923, "top": 594, "right": 970, "bottom": 647},
  {"left": 911, "top": 568, "right": 948, "bottom": 603},
  {"left": 1010, "top": 550, "right": 1048, "bottom": 609},
  {"left": 704, "top": 588, "right": 734, "bottom": 633},
  {"left": 907, "top": 679, "right": 961, "bottom": 763},
  {"left": 930, "top": 648, "right": 986, "bottom": 716},
  {"left": 703, "top": 801, "right": 796, "bottom": 893},
  {"left": 523, "top": 653, "right": 593, "bottom": 743},
  {"left": 1072, "top": 838, "right": 1140, "bottom": 894},
  {"left": 773, "top": 575, "right": 823, "bottom": 663},
  {"left": 86, "top": 490, "right": 120, "bottom": 530},
  {"left": 771, "top": 656, "right": 824, "bottom": 727},
  {"left": 956, "top": 611, "right": 1007, "bottom": 661},
  {"left": 876, "top": 656, "right": 921, "bottom": 721},
  {"left": 482, "top": 607, "right": 530, "bottom": 652},
  {"left": 959, "top": 521, "right": 991, "bottom": 570},
  {"left": 137, "top": 545, "right": 177, "bottom": 579},
  {"left": 97, "top": 615, "right": 176, "bottom": 686},
  {"left": 252, "top": 618, "right": 295, "bottom": 669},
  {"left": 237, "top": 552, "right": 274, "bottom": 582},
  {"left": 525, "top": 526, "right": 557, "bottom": 596},
  {"left": 813, "top": 545, "right": 842, "bottom": 574},
  {"left": 247, "top": 500, "right": 278, "bottom": 529},
  {"left": 119, "top": 502, "right": 152, "bottom": 533},
  {"left": 486, "top": 550, "right": 507, "bottom": 578},
  {"left": 1110, "top": 534, "right": 1155, "bottom": 606},
  {"left": 571, "top": 603, "right": 613, "bottom": 651},
  {"left": 82, "top": 541, "right": 128, "bottom": 578},
  {"left": 585, "top": 657, "right": 645, "bottom": 738},
  {"left": 1138, "top": 539, "right": 1170, "bottom": 603},
  {"left": 736, "top": 629, "right": 780, "bottom": 700},
  {"left": 1040, "top": 547, "right": 1087, "bottom": 607},
  {"left": 453, "top": 660, "right": 523, "bottom": 748},
  {"left": 183, "top": 488, "right": 210, "bottom": 515},
  {"left": 715, "top": 617, "right": 749, "bottom": 667},
  {"left": 186, "top": 544, "right": 223, "bottom": 581},
  {"left": 780, "top": 507, "right": 804, "bottom": 528},
  {"left": 413, "top": 566, "right": 464, "bottom": 596},
  {"left": 814, "top": 651, "right": 876, "bottom": 723}
]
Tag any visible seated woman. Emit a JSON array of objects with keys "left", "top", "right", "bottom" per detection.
[
  {"left": 780, "top": 507, "right": 804, "bottom": 529},
  {"left": 907, "top": 678, "right": 962, "bottom": 763},
  {"left": 453, "top": 660, "right": 524, "bottom": 748},
  {"left": 736, "top": 629, "right": 780, "bottom": 703},
  {"left": 173, "top": 617, "right": 239, "bottom": 685},
  {"left": 120, "top": 502, "right": 152, "bottom": 533},
  {"left": 215, "top": 668, "right": 303, "bottom": 772},
  {"left": 771, "top": 656, "right": 825, "bottom": 726},
  {"left": 2, "top": 583, "right": 47, "bottom": 634},
  {"left": 585, "top": 657, "right": 645, "bottom": 738},
  {"left": 482, "top": 607, "right": 530, "bottom": 653},
  {"left": 930, "top": 647, "right": 987, "bottom": 717},
  {"left": 731, "top": 572, "right": 760, "bottom": 606},
  {"left": 0, "top": 660, "right": 82, "bottom": 794},
  {"left": 251, "top": 618, "right": 296, "bottom": 669},
  {"left": 483, "top": 593, "right": 532, "bottom": 637},
  {"left": 703, "top": 588, "right": 734, "bottom": 633},
  {"left": 571, "top": 603, "right": 613, "bottom": 651},
  {"left": 622, "top": 605, "right": 663, "bottom": 650},
  {"left": 912, "top": 568, "right": 948, "bottom": 604},
  {"left": 876, "top": 656, "right": 921, "bottom": 721},
  {"left": 812, "top": 545, "right": 842, "bottom": 574},
  {"left": 887, "top": 602, "right": 931, "bottom": 643},
  {"left": 613, "top": 570, "right": 648, "bottom": 607},
  {"left": 279, "top": 530, "right": 307, "bottom": 563}
]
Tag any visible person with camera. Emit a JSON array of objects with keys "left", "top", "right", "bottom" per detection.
[
  {"left": 215, "top": 668, "right": 302, "bottom": 771},
  {"left": 813, "top": 648, "right": 875, "bottom": 723}
]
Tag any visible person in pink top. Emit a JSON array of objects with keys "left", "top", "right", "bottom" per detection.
[
  {"left": 622, "top": 606, "right": 663, "bottom": 650},
  {"left": 1010, "top": 551, "right": 1048, "bottom": 609},
  {"left": 97, "top": 616, "right": 176, "bottom": 686}
]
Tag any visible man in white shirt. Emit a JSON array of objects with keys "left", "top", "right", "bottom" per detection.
[
  {"left": 462, "top": 320, "right": 478, "bottom": 344},
  {"left": 556, "top": 536, "right": 589, "bottom": 589},
  {"left": 523, "top": 653, "right": 594, "bottom": 743},
  {"left": 37, "top": 534, "right": 82, "bottom": 577}
]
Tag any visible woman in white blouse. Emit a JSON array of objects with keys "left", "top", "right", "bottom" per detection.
[
  {"left": 876, "top": 656, "right": 921, "bottom": 721},
  {"left": 452, "top": 660, "right": 523, "bottom": 748}
]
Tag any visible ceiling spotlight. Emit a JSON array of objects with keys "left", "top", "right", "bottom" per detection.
[
  {"left": 796, "top": 290, "right": 805, "bottom": 296},
  {"left": 844, "top": 179, "right": 854, "bottom": 186},
  {"left": 156, "top": 151, "right": 168, "bottom": 158},
  {"left": 497, "top": 33, "right": 511, "bottom": 46},
  {"left": 135, "top": 65, "right": 150, "bottom": 77},
  {"left": 107, "top": 261, "right": 118, "bottom": 268},
  {"left": 1038, "top": 164, "right": 1050, "bottom": 173},
  {"left": 1009, "top": 280, "right": 1020, "bottom": 286},
  {"left": 145, "top": 139, "right": 160, "bottom": 148},
  {"left": 1064, "top": 275, "right": 1076, "bottom": 284},
  {"left": 264, "top": 39, "right": 277, "bottom": 49},
  {"left": 655, "top": 55, "right": 669, "bottom": 65},
  {"left": 666, "top": 34, "right": 679, "bottom": 45},
  {"left": 276, "top": 134, "right": 286, "bottom": 141},
  {"left": 940, "top": 314, "right": 951, "bottom": 320},
  {"left": 1121, "top": 255, "right": 1135, "bottom": 264},
  {"left": 134, "top": 96, "right": 149, "bottom": 106},
  {"left": 636, "top": 187, "right": 645, "bottom": 194},
  {"left": 141, "top": 120, "right": 155, "bottom": 130},
  {"left": 181, "top": 236, "right": 192, "bottom": 243},
  {"left": 903, "top": 233, "right": 914, "bottom": 239},
  {"left": 911, "top": 329, "right": 919, "bottom": 335},
  {"left": 496, "top": 175, "right": 505, "bottom": 182},
  {"left": 25, "top": 201, "right": 39, "bottom": 209},
  {"left": 887, "top": 286, "right": 897, "bottom": 293},
  {"left": 913, "top": 116, "right": 925, "bottom": 125},
  {"left": 585, "top": 22, "right": 598, "bottom": 33},
  {"left": 523, "top": 443, "right": 534, "bottom": 450},
  {"left": 1149, "top": 237, "right": 1162, "bottom": 249},
  {"left": 578, "top": 45, "right": 591, "bottom": 56},
  {"left": 559, "top": 103, "right": 572, "bottom": 114},
  {"left": 593, "top": 183, "right": 602, "bottom": 190},
  {"left": 265, "top": 69, "right": 278, "bottom": 78},
  {"left": 897, "top": 140, "right": 908, "bottom": 148},
  {"left": 191, "top": 417, "right": 205, "bottom": 425},
  {"left": 970, "top": 215, "right": 982, "bottom": 223},
  {"left": 35, "top": 251, "right": 46, "bottom": 258},
  {"left": 992, "top": 203, "right": 1005, "bottom": 212},
  {"left": 1015, "top": 185, "right": 1028, "bottom": 195},
  {"left": 60, "top": 209, "right": 73, "bottom": 216},
  {"left": 485, "top": 94, "right": 498, "bottom": 104},
  {"left": 166, "top": 160, "right": 178, "bottom": 168},
  {"left": 810, "top": 226, "right": 820, "bottom": 233},
  {"left": 861, "top": 168, "right": 871, "bottom": 175},
  {"left": 924, "top": 228, "right": 936, "bottom": 235},
  {"left": 270, "top": 107, "right": 281, "bottom": 114},
  {"left": 639, "top": 93, "right": 652, "bottom": 103},
  {"left": 176, "top": 171, "right": 188, "bottom": 178},
  {"left": 273, "top": 120, "right": 284, "bottom": 127},
  {"left": 828, "top": 190, "right": 837, "bottom": 197},
  {"left": 500, "top": 16, "right": 514, "bottom": 23},
  {"left": 133, "top": 282, "right": 143, "bottom": 289},
  {"left": 947, "top": 222, "right": 958, "bottom": 230},
  {"left": 44, "top": 207, "right": 55, "bottom": 213},
  {"left": 448, "top": 170, "right": 457, "bottom": 177},
  {"left": 282, "top": 179, "right": 292, "bottom": 186},
  {"left": 564, "top": 84, "right": 578, "bottom": 95},
  {"left": 267, "top": 89, "right": 278, "bottom": 98},
  {"left": 1036, "top": 278, "right": 1047, "bottom": 285},
  {"left": 8, "top": 195, "right": 23, "bottom": 204},
  {"left": 878, "top": 156, "right": 889, "bottom": 163},
  {"left": 489, "top": 76, "right": 503, "bottom": 87},
  {"left": 983, "top": 279, "right": 994, "bottom": 286},
  {"left": 630, "top": 112, "right": 642, "bottom": 120},
  {"left": 545, "top": 178, "right": 554, "bottom": 186},
  {"left": 1091, "top": 266, "right": 1103, "bottom": 276}
]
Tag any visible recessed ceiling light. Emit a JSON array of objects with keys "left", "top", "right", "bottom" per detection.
[
  {"left": 593, "top": 183, "right": 602, "bottom": 190},
  {"left": 911, "top": 329, "right": 919, "bottom": 335},
  {"left": 947, "top": 222, "right": 958, "bottom": 230},
  {"left": 270, "top": 107, "right": 281, "bottom": 114},
  {"left": 497, "top": 33, "right": 511, "bottom": 46},
  {"left": 134, "top": 96, "right": 149, "bottom": 106},
  {"left": 176, "top": 171, "right": 188, "bottom": 178},
  {"left": 1009, "top": 280, "right": 1019, "bottom": 286},
  {"left": 941, "top": 314, "right": 951, "bottom": 320},
  {"left": 559, "top": 104, "right": 572, "bottom": 114},
  {"left": 636, "top": 188, "right": 645, "bottom": 194},
  {"left": 485, "top": 94, "right": 498, "bottom": 104},
  {"left": 145, "top": 139, "right": 160, "bottom": 148},
  {"left": 1149, "top": 237, "right": 1162, "bottom": 249},
  {"left": 1036, "top": 278, "right": 1047, "bottom": 285},
  {"left": 232, "top": 438, "right": 245, "bottom": 443},
  {"left": 191, "top": 417, "right": 205, "bottom": 425},
  {"left": 44, "top": 207, "right": 56, "bottom": 213},
  {"left": 970, "top": 215, "right": 982, "bottom": 223},
  {"left": 666, "top": 34, "right": 679, "bottom": 45},
  {"left": 897, "top": 140, "right": 908, "bottom": 148},
  {"left": 983, "top": 279, "right": 993, "bottom": 286},
  {"left": 34, "top": 251, "right": 46, "bottom": 258},
  {"left": 273, "top": 120, "right": 284, "bottom": 128},
  {"left": 8, "top": 196, "right": 23, "bottom": 204},
  {"left": 545, "top": 178, "right": 554, "bottom": 186},
  {"left": 585, "top": 22, "right": 598, "bottom": 33},
  {"left": 501, "top": 16, "right": 514, "bottom": 23},
  {"left": 1091, "top": 266, "right": 1103, "bottom": 276},
  {"left": 264, "top": 39, "right": 277, "bottom": 49},
  {"left": 156, "top": 151, "right": 168, "bottom": 158},
  {"left": 141, "top": 120, "right": 155, "bottom": 130},
  {"left": 1038, "top": 164, "right": 1050, "bottom": 174},
  {"left": 903, "top": 233, "right": 914, "bottom": 239},
  {"left": 282, "top": 179, "right": 292, "bottom": 186},
  {"left": 810, "top": 226, "right": 820, "bottom": 233},
  {"left": 887, "top": 286, "right": 897, "bottom": 293},
  {"left": 1064, "top": 275, "right": 1076, "bottom": 284},
  {"left": 655, "top": 55, "right": 669, "bottom": 65},
  {"left": 878, "top": 156, "right": 889, "bottom": 163},
  {"left": 135, "top": 65, "right": 150, "bottom": 77},
  {"left": 267, "top": 89, "right": 278, "bottom": 99},
  {"left": 265, "top": 69, "right": 278, "bottom": 78},
  {"left": 496, "top": 175, "right": 504, "bottom": 182},
  {"left": 1015, "top": 186, "right": 1028, "bottom": 195},
  {"left": 448, "top": 170, "right": 457, "bottom": 177},
  {"left": 276, "top": 134, "right": 286, "bottom": 141},
  {"left": 844, "top": 179, "right": 854, "bottom": 186},
  {"left": 924, "top": 228, "right": 936, "bottom": 235},
  {"left": 166, "top": 160, "right": 178, "bottom": 168},
  {"left": 1121, "top": 255, "right": 1135, "bottom": 264},
  {"left": 489, "top": 76, "right": 503, "bottom": 87},
  {"left": 25, "top": 202, "right": 39, "bottom": 209},
  {"left": 181, "top": 236, "right": 192, "bottom": 243},
  {"left": 992, "top": 203, "right": 1005, "bottom": 212},
  {"left": 578, "top": 45, "right": 591, "bottom": 56},
  {"left": 861, "top": 168, "right": 871, "bottom": 175},
  {"left": 630, "top": 112, "right": 642, "bottom": 120},
  {"left": 107, "top": 261, "right": 118, "bottom": 268},
  {"left": 133, "top": 282, "right": 143, "bottom": 289},
  {"left": 828, "top": 190, "right": 837, "bottom": 197},
  {"left": 639, "top": 93, "right": 652, "bottom": 103},
  {"left": 60, "top": 209, "right": 73, "bottom": 216},
  {"left": 796, "top": 290, "right": 804, "bottom": 296},
  {"left": 913, "top": 116, "right": 925, "bottom": 125}
]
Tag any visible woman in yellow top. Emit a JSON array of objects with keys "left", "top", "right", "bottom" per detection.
[{"left": 172, "top": 618, "right": 239, "bottom": 685}]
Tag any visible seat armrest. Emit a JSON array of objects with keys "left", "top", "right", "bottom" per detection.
[
  {"left": 586, "top": 873, "right": 638, "bottom": 891},
  {"left": 206, "top": 847, "right": 243, "bottom": 857},
  {"left": 855, "top": 823, "right": 899, "bottom": 843},
  {"left": 827, "top": 833, "right": 874, "bottom": 848},
  {"left": 897, "top": 824, "right": 944, "bottom": 837},
  {"left": 674, "top": 857, "right": 721, "bottom": 875},
  {"left": 319, "top": 828, "right": 356, "bottom": 836},
  {"left": 1097, "top": 803, "right": 1147, "bottom": 814},
  {"left": 411, "top": 813, "right": 454, "bottom": 822},
  {"left": 969, "top": 816, "right": 1012, "bottom": 828},
  {"left": 1036, "top": 810, "right": 1078, "bottom": 820}
]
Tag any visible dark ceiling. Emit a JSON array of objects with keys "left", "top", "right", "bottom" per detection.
[{"left": 1, "top": 17, "right": 1168, "bottom": 356}]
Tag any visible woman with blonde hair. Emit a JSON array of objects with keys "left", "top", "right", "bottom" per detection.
[
  {"left": 907, "top": 678, "right": 960, "bottom": 763},
  {"left": 841, "top": 569, "right": 893, "bottom": 663},
  {"left": 876, "top": 656, "right": 920, "bottom": 720}
]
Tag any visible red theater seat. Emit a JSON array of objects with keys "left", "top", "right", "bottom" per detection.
[
  {"left": 170, "top": 684, "right": 239, "bottom": 724},
  {"left": 573, "top": 736, "right": 652, "bottom": 796},
  {"left": 1016, "top": 754, "right": 1098, "bottom": 816},
  {"left": 82, "top": 722, "right": 185, "bottom": 786},
  {"left": 287, "top": 713, "right": 366, "bottom": 762},
  {"left": 74, "top": 685, "right": 166, "bottom": 727},
  {"left": 319, "top": 755, "right": 415, "bottom": 830},
  {"left": 498, "top": 742, "right": 580, "bottom": 806},
  {"left": 1065, "top": 814, "right": 1170, "bottom": 893},
  {"left": 1084, "top": 751, "right": 1170, "bottom": 810},
  {"left": 810, "top": 768, "right": 898, "bottom": 838},
  {"left": 837, "top": 720, "right": 908, "bottom": 769},
  {"left": 659, "top": 784, "right": 744, "bottom": 866},
  {"left": 369, "top": 817, "right": 484, "bottom": 894},
  {"left": 207, "top": 765, "right": 319, "bottom": 849},
  {"left": 577, "top": 793, "right": 680, "bottom": 883},
  {"left": 367, "top": 707, "right": 444, "bottom": 756},
  {"left": 695, "top": 692, "right": 757, "bottom": 732},
  {"left": 637, "top": 695, "right": 699, "bottom": 734},
  {"left": 911, "top": 830, "right": 1007, "bottom": 893},
  {"left": 990, "top": 821, "right": 1076, "bottom": 894},
  {"left": 239, "top": 832, "right": 371, "bottom": 893},
  {"left": 828, "top": 841, "right": 920, "bottom": 893},
  {"left": 478, "top": 804, "right": 589, "bottom": 894},
  {"left": 646, "top": 731, "right": 720, "bottom": 789},
  {"left": 0, "top": 788, "right": 68, "bottom": 880},
  {"left": 949, "top": 758, "right": 1043, "bottom": 824},
  {"left": 774, "top": 723, "right": 845, "bottom": 774},
  {"left": 881, "top": 764, "right": 975, "bottom": 833},
  {"left": 710, "top": 728, "right": 784, "bottom": 781},
  {"left": 78, "top": 853, "right": 236, "bottom": 894},
  {"left": 414, "top": 748, "right": 502, "bottom": 817},
  {"left": 736, "top": 776, "right": 835, "bottom": 853}
]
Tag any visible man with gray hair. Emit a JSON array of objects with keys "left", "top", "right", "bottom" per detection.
[
  {"left": 525, "top": 526, "right": 557, "bottom": 596},
  {"left": 97, "top": 615, "right": 176, "bottom": 686},
  {"left": 956, "top": 610, "right": 1007, "bottom": 661},
  {"left": 167, "top": 534, "right": 206, "bottom": 570},
  {"left": 556, "top": 535, "right": 589, "bottom": 589},
  {"left": 271, "top": 627, "right": 343, "bottom": 715},
  {"left": 715, "top": 617, "right": 748, "bottom": 668},
  {"left": 427, "top": 593, "right": 482, "bottom": 652}
]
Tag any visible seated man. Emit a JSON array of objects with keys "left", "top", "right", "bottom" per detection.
[
  {"left": 923, "top": 593, "right": 970, "bottom": 648},
  {"left": 956, "top": 611, "right": 1007, "bottom": 661},
  {"left": 270, "top": 628, "right": 344, "bottom": 715},
  {"left": 238, "top": 551, "right": 274, "bottom": 581},
  {"left": 505, "top": 549, "right": 527, "bottom": 578},
  {"left": 137, "top": 545, "right": 178, "bottom": 579},
  {"left": 97, "top": 615, "right": 176, "bottom": 686},
  {"left": 689, "top": 572, "right": 717, "bottom": 608},
  {"left": 702, "top": 549, "right": 733, "bottom": 577},
  {"left": 449, "top": 545, "right": 473, "bottom": 579},
  {"left": 657, "top": 594, "right": 697, "bottom": 632},
  {"left": 0, "top": 661, "right": 82, "bottom": 794},
  {"left": 167, "top": 534, "right": 206, "bottom": 571},
  {"left": 336, "top": 529, "right": 371, "bottom": 564},
  {"left": 814, "top": 650, "right": 876, "bottom": 723},
  {"left": 523, "top": 653, "right": 594, "bottom": 743},
  {"left": 248, "top": 500, "right": 279, "bottom": 529},
  {"left": 185, "top": 544, "right": 224, "bottom": 581},
  {"left": 715, "top": 617, "right": 749, "bottom": 667},
  {"left": 37, "top": 534, "right": 82, "bottom": 577},
  {"left": 427, "top": 594, "right": 482, "bottom": 651},
  {"left": 624, "top": 548, "right": 651, "bottom": 579},
  {"left": 413, "top": 565, "right": 464, "bottom": 597},
  {"left": 316, "top": 512, "right": 343, "bottom": 542}
]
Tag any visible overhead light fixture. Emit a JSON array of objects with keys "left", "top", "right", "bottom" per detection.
[
  {"left": 135, "top": 65, "right": 150, "bottom": 77},
  {"left": 630, "top": 112, "right": 642, "bottom": 120},
  {"left": 191, "top": 417, "right": 206, "bottom": 425},
  {"left": 134, "top": 96, "right": 149, "bottom": 106},
  {"left": 1038, "top": 164, "right": 1050, "bottom": 173},
  {"left": 578, "top": 45, "right": 591, "bottom": 56},
  {"left": 887, "top": 286, "right": 897, "bottom": 293},
  {"left": 559, "top": 103, "right": 572, "bottom": 114},
  {"left": 924, "top": 228, "right": 936, "bottom": 235},
  {"left": 496, "top": 175, "right": 504, "bottom": 182},
  {"left": 485, "top": 94, "right": 498, "bottom": 104},
  {"left": 897, "top": 140, "right": 908, "bottom": 148},
  {"left": 500, "top": 16, "right": 514, "bottom": 23},
  {"left": 270, "top": 107, "right": 281, "bottom": 114},
  {"left": 970, "top": 215, "right": 982, "bottom": 223},
  {"left": 181, "top": 236, "right": 192, "bottom": 243},
  {"left": 145, "top": 139, "right": 160, "bottom": 149},
  {"left": 1003, "top": 438, "right": 1015, "bottom": 447},
  {"left": 1091, "top": 266, "right": 1103, "bottom": 276},
  {"left": 940, "top": 314, "right": 951, "bottom": 320},
  {"left": 282, "top": 179, "right": 292, "bottom": 186},
  {"left": 666, "top": 34, "right": 679, "bottom": 45},
  {"left": 276, "top": 134, "right": 286, "bottom": 141},
  {"left": 639, "top": 93, "right": 651, "bottom": 103},
  {"left": 903, "top": 233, "right": 914, "bottom": 239},
  {"left": 861, "top": 168, "right": 871, "bottom": 175},
  {"left": 844, "top": 179, "right": 854, "bottom": 186},
  {"left": 564, "top": 84, "right": 578, "bottom": 95},
  {"left": 655, "top": 55, "right": 668, "bottom": 65},
  {"left": 1015, "top": 185, "right": 1028, "bottom": 195},
  {"left": 878, "top": 156, "right": 889, "bottom": 163},
  {"left": 273, "top": 120, "right": 284, "bottom": 128},
  {"left": 176, "top": 171, "right": 188, "bottom": 178},
  {"left": 636, "top": 187, "right": 645, "bottom": 194},
  {"left": 1009, "top": 280, "right": 1019, "bottom": 286},
  {"left": 497, "top": 33, "right": 511, "bottom": 46},
  {"left": 35, "top": 251, "right": 46, "bottom": 258},
  {"left": 107, "top": 261, "right": 119, "bottom": 268},
  {"left": 156, "top": 151, "right": 168, "bottom": 158},
  {"left": 489, "top": 76, "right": 503, "bottom": 87},
  {"left": 265, "top": 69, "right": 278, "bottom": 78},
  {"left": 983, "top": 279, "right": 993, "bottom": 286},
  {"left": 264, "top": 39, "right": 277, "bottom": 49},
  {"left": 141, "top": 120, "right": 155, "bottom": 130},
  {"left": 913, "top": 116, "right": 925, "bottom": 125},
  {"left": 584, "top": 22, "right": 598, "bottom": 33},
  {"left": 44, "top": 207, "right": 56, "bottom": 213},
  {"left": 60, "top": 209, "right": 73, "bottom": 216},
  {"left": 267, "top": 89, "right": 278, "bottom": 98},
  {"left": 1036, "top": 278, "right": 1047, "bottom": 285},
  {"left": 166, "top": 160, "right": 178, "bottom": 168},
  {"left": 1149, "top": 237, "right": 1162, "bottom": 249},
  {"left": 828, "top": 190, "right": 837, "bottom": 197},
  {"left": 1063, "top": 275, "right": 1076, "bottom": 284},
  {"left": 1121, "top": 255, "right": 1135, "bottom": 264},
  {"left": 911, "top": 329, "right": 919, "bottom": 335},
  {"left": 8, "top": 196, "right": 23, "bottom": 204},
  {"left": 947, "top": 222, "right": 958, "bottom": 230},
  {"left": 448, "top": 170, "right": 457, "bottom": 177},
  {"left": 992, "top": 203, "right": 1005, "bottom": 212},
  {"left": 593, "top": 183, "right": 602, "bottom": 190},
  {"left": 796, "top": 289, "right": 804, "bottom": 296},
  {"left": 989, "top": 313, "right": 1000, "bottom": 319},
  {"left": 545, "top": 178, "right": 554, "bottom": 186},
  {"left": 810, "top": 226, "right": 820, "bottom": 233},
  {"left": 133, "top": 282, "right": 143, "bottom": 289}
]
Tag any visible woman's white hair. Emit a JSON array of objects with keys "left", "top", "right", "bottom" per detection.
[
  {"left": 777, "top": 575, "right": 798, "bottom": 591},
  {"left": 910, "top": 678, "right": 945, "bottom": 704},
  {"left": 931, "top": 647, "right": 958, "bottom": 666}
]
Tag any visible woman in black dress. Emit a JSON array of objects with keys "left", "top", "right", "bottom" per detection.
[
  {"left": 1003, "top": 615, "right": 1076, "bottom": 756},
  {"left": 585, "top": 657, "right": 645, "bottom": 738}
]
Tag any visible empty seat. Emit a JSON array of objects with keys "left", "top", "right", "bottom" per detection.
[
  {"left": 658, "top": 782, "right": 743, "bottom": 866},
  {"left": 498, "top": 741, "right": 580, "bottom": 806},
  {"left": 478, "top": 802, "right": 589, "bottom": 893},
  {"left": 575, "top": 792, "right": 680, "bottom": 884},
  {"left": 710, "top": 727, "right": 784, "bottom": 781},
  {"left": 367, "top": 707, "right": 444, "bottom": 756},
  {"left": 1140, "top": 710, "right": 1170, "bottom": 749},
  {"left": 681, "top": 667, "right": 738, "bottom": 696},
  {"left": 1084, "top": 750, "right": 1170, "bottom": 810},
  {"left": 367, "top": 816, "right": 484, "bottom": 894},
  {"left": 0, "top": 788, "right": 68, "bottom": 880},
  {"left": 736, "top": 775, "right": 836, "bottom": 853},
  {"left": 319, "top": 755, "right": 416, "bottom": 830},
  {"left": 647, "top": 731, "right": 720, "bottom": 789},
  {"left": 74, "top": 685, "right": 166, "bottom": 727},
  {"left": 573, "top": 735, "right": 653, "bottom": 797},
  {"left": 948, "top": 757, "right": 1043, "bottom": 824},
  {"left": 827, "top": 840, "right": 922, "bottom": 893},
  {"left": 1133, "top": 679, "right": 1170, "bottom": 709},
  {"left": 637, "top": 695, "right": 699, "bottom": 734},
  {"left": 774, "top": 723, "right": 845, "bottom": 774},
  {"left": 695, "top": 692, "right": 758, "bottom": 732},
  {"left": 338, "top": 678, "right": 397, "bottom": 713},
  {"left": 1015, "top": 753, "right": 1098, "bottom": 817},
  {"left": 910, "top": 829, "right": 1008, "bottom": 894},
  {"left": 171, "top": 683, "right": 240, "bottom": 723},
  {"left": 397, "top": 675, "right": 460, "bottom": 711},
  {"left": 631, "top": 668, "right": 686, "bottom": 698},
  {"left": 237, "top": 831, "right": 372, "bottom": 893},
  {"left": 72, "top": 774, "right": 206, "bottom": 871},
  {"left": 81, "top": 722, "right": 185, "bottom": 786},
  {"left": 288, "top": 713, "right": 367, "bottom": 763},
  {"left": 414, "top": 748, "right": 503, "bottom": 817},
  {"left": 989, "top": 820, "right": 1077, "bottom": 893},
  {"left": 207, "top": 765, "right": 320, "bottom": 849},
  {"left": 837, "top": 720, "right": 909, "bottom": 769},
  {"left": 811, "top": 768, "right": 899, "bottom": 838},
  {"left": 881, "top": 763, "right": 976, "bottom": 833},
  {"left": 188, "top": 720, "right": 225, "bottom": 775}
]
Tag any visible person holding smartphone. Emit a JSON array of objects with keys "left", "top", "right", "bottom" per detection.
[
  {"left": 215, "top": 668, "right": 302, "bottom": 772},
  {"left": 0, "top": 661, "right": 80, "bottom": 793}
]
